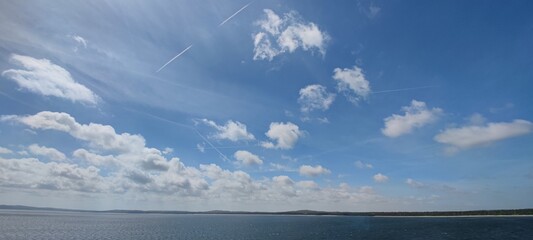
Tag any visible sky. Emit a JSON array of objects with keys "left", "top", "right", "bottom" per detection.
[{"left": 0, "top": 0, "right": 532, "bottom": 212}]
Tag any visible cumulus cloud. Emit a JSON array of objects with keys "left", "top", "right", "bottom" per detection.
[
  {"left": 298, "top": 84, "right": 336, "bottom": 112},
  {"left": 0, "top": 156, "right": 104, "bottom": 192},
  {"left": 382, "top": 100, "right": 442, "bottom": 138},
  {"left": 434, "top": 118, "right": 533, "bottom": 150},
  {"left": 355, "top": 160, "right": 373, "bottom": 169},
  {"left": 296, "top": 180, "right": 319, "bottom": 189},
  {"left": 234, "top": 150, "right": 264, "bottom": 166},
  {"left": 1, "top": 54, "right": 99, "bottom": 104},
  {"left": 201, "top": 119, "right": 255, "bottom": 142},
  {"left": 28, "top": 144, "right": 66, "bottom": 162},
  {"left": 261, "top": 122, "right": 304, "bottom": 149},
  {"left": 0, "top": 111, "right": 386, "bottom": 210},
  {"left": 332, "top": 65, "right": 371, "bottom": 104},
  {"left": 253, "top": 9, "right": 329, "bottom": 61},
  {"left": 299, "top": 165, "right": 331, "bottom": 177},
  {"left": 73, "top": 149, "right": 117, "bottom": 167},
  {"left": 0, "top": 147, "right": 13, "bottom": 154},
  {"left": 272, "top": 175, "right": 294, "bottom": 186},
  {"left": 373, "top": 173, "right": 389, "bottom": 183}
]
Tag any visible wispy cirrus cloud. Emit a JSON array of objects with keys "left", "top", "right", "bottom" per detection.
[
  {"left": 2, "top": 54, "right": 99, "bottom": 104},
  {"left": 68, "top": 34, "right": 88, "bottom": 52}
]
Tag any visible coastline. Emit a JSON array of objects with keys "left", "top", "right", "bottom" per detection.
[{"left": 1, "top": 205, "right": 532, "bottom": 217}]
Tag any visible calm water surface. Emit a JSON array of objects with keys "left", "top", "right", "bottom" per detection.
[{"left": 1, "top": 210, "right": 532, "bottom": 239}]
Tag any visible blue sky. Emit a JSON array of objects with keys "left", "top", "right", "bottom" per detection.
[{"left": 0, "top": 0, "right": 532, "bottom": 211}]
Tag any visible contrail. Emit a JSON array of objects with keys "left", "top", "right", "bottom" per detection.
[
  {"left": 156, "top": 44, "right": 193, "bottom": 73},
  {"left": 0, "top": 90, "right": 41, "bottom": 110},
  {"left": 219, "top": 1, "right": 253, "bottom": 26},
  {"left": 193, "top": 128, "right": 231, "bottom": 162},
  {"left": 371, "top": 85, "right": 439, "bottom": 94},
  {"left": 122, "top": 107, "right": 193, "bottom": 130},
  {"left": 122, "top": 106, "right": 232, "bottom": 162}
]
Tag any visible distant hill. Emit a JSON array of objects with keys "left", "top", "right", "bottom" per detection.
[{"left": 1, "top": 205, "right": 532, "bottom": 216}]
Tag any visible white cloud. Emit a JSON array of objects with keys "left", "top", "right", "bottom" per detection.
[
  {"left": 196, "top": 143, "right": 205, "bottom": 153},
  {"left": 253, "top": 32, "right": 278, "bottom": 61},
  {"left": 382, "top": 100, "right": 442, "bottom": 138},
  {"left": 28, "top": 144, "right": 66, "bottom": 162},
  {"left": 261, "top": 122, "right": 304, "bottom": 149},
  {"left": 0, "top": 156, "right": 105, "bottom": 192},
  {"left": 299, "top": 165, "right": 330, "bottom": 177},
  {"left": 406, "top": 178, "right": 425, "bottom": 188},
  {"left": 434, "top": 119, "right": 533, "bottom": 150},
  {"left": 234, "top": 150, "right": 263, "bottom": 166},
  {"left": 332, "top": 65, "right": 371, "bottom": 104},
  {"left": 257, "top": 9, "right": 283, "bottom": 35},
  {"left": 253, "top": 9, "right": 329, "bottom": 61},
  {"left": 73, "top": 149, "right": 117, "bottom": 167},
  {"left": 298, "top": 84, "right": 336, "bottom": 112},
  {"left": 2, "top": 54, "right": 99, "bottom": 104},
  {"left": 69, "top": 35, "right": 88, "bottom": 52},
  {"left": 278, "top": 23, "right": 327, "bottom": 54},
  {"left": 2, "top": 111, "right": 145, "bottom": 153},
  {"left": 70, "top": 35, "right": 88, "bottom": 48},
  {"left": 0, "top": 111, "right": 385, "bottom": 211},
  {"left": 272, "top": 175, "right": 294, "bottom": 186},
  {"left": 202, "top": 119, "right": 255, "bottom": 142},
  {"left": 373, "top": 173, "right": 389, "bottom": 183},
  {"left": 0, "top": 147, "right": 13, "bottom": 154},
  {"left": 355, "top": 160, "right": 373, "bottom": 169},
  {"left": 358, "top": 186, "right": 375, "bottom": 194},
  {"left": 162, "top": 147, "right": 173, "bottom": 155},
  {"left": 296, "top": 180, "right": 319, "bottom": 189}
]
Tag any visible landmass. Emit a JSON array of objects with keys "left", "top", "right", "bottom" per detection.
[{"left": 1, "top": 205, "right": 532, "bottom": 216}]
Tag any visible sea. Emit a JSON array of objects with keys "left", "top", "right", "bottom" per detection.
[{"left": 1, "top": 210, "right": 532, "bottom": 239}]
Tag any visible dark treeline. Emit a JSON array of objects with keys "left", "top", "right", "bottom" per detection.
[{"left": 1, "top": 205, "right": 532, "bottom": 216}]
